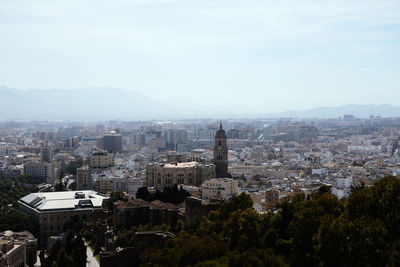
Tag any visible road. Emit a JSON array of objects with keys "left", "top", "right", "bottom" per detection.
[{"left": 86, "top": 244, "right": 100, "bottom": 267}]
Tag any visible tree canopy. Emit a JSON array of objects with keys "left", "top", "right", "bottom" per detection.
[
  {"left": 136, "top": 184, "right": 190, "bottom": 205},
  {"left": 141, "top": 176, "right": 400, "bottom": 266},
  {"left": 65, "top": 158, "right": 83, "bottom": 175}
]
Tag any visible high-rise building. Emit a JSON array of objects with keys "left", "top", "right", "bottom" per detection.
[
  {"left": 103, "top": 130, "right": 122, "bottom": 153},
  {"left": 24, "top": 161, "right": 54, "bottom": 184},
  {"left": 89, "top": 151, "right": 114, "bottom": 170},
  {"left": 64, "top": 136, "right": 80, "bottom": 150},
  {"left": 214, "top": 122, "right": 228, "bottom": 178},
  {"left": 165, "top": 129, "right": 188, "bottom": 150},
  {"left": 40, "top": 142, "right": 53, "bottom": 163},
  {"left": 77, "top": 166, "right": 92, "bottom": 190}
]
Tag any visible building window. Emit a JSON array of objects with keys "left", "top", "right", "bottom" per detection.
[
  {"left": 157, "top": 178, "right": 161, "bottom": 184},
  {"left": 178, "top": 178, "right": 184, "bottom": 184},
  {"left": 189, "top": 178, "right": 193, "bottom": 184},
  {"left": 166, "top": 179, "right": 172, "bottom": 185},
  {"left": 219, "top": 141, "right": 221, "bottom": 146}
]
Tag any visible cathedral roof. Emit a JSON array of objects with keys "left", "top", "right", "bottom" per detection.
[{"left": 215, "top": 122, "right": 226, "bottom": 136}]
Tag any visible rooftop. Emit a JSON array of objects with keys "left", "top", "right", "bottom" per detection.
[
  {"left": 164, "top": 161, "right": 200, "bottom": 168},
  {"left": 19, "top": 190, "right": 108, "bottom": 212}
]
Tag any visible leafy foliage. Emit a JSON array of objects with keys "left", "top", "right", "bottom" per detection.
[
  {"left": 104, "top": 191, "right": 127, "bottom": 213},
  {"left": 15, "top": 174, "right": 43, "bottom": 185},
  {"left": 0, "top": 208, "right": 34, "bottom": 232},
  {"left": 0, "top": 175, "right": 38, "bottom": 232},
  {"left": 65, "top": 158, "right": 83, "bottom": 175},
  {"left": 43, "top": 216, "right": 92, "bottom": 267},
  {"left": 54, "top": 180, "right": 67, "bottom": 192},
  {"left": 116, "top": 223, "right": 173, "bottom": 248},
  {"left": 136, "top": 184, "right": 190, "bottom": 204},
  {"left": 0, "top": 176, "right": 39, "bottom": 208},
  {"left": 142, "top": 177, "right": 400, "bottom": 266},
  {"left": 42, "top": 231, "right": 87, "bottom": 267}
]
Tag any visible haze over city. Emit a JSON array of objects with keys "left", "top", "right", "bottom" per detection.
[
  {"left": 2, "top": 1, "right": 400, "bottom": 266},
  {"left": 1, "top": 0, "right": 400, "bottom": 116}
]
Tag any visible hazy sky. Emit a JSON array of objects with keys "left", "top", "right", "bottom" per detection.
[{"left": 1, "top": 0, "right": 399, "bottom": 113}]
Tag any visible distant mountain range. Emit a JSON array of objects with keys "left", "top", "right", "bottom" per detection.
[
  {"left": 270, "top": 104, "right": 400, "bottom": 119},
  {"left": 1, "top": 86, "right": 400, "bottom": 120},
  {"left": 0, "top": 86, "right": 181, "bottom": 120}
]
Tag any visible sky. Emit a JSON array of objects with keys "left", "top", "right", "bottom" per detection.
[{"left": 0, "top": 0, "right": 399, "bottom": 114}]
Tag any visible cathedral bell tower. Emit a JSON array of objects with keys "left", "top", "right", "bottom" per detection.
[{"left": 214, "top": 122, "right": 228, "bottom": 178}]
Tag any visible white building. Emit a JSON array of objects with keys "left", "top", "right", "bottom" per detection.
[
  {"left": 332, "top": 176, "right": 353, "bottom": 199},
  {"left": 337, "top": 176, "right": 353, "bottom": 189},
  {"left": 18, "top": 191, "right": 108, "bottom": 246},
  {"left": 201, "top": 178, "right": 238, "bottom": 201},
  {"left": 312, "top": 168, "right": 328, "bottom": 177},
  {"left": 113, "top": 177, "right": 143, "bottom": 195}
]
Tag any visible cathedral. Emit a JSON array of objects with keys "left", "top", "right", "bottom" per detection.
[{"left": 214, "top": 122, "right": 228, "bottom": 178}]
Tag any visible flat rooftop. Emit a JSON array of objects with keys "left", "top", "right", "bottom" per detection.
[
  {"left": 164, "top": 161, "right": 208, "bottom": 168},
  {"left": 19, "top": 190, "right": 108, "bottom": 212}
]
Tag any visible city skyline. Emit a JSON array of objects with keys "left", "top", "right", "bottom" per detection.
[{"left": 1, "top": 1, "right": 400, "bottom": 265}]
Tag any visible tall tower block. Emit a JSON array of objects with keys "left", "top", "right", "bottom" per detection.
[{"left": 214, "top": 122, "right": 228, "bottom": 178}]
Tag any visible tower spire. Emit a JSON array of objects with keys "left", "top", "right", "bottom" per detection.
[{"left": 214, "top": 120, "right": 228, "bottom": 178}]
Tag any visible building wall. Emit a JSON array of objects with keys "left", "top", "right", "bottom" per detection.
[
  {"left": 214, "top": 126, "right": 228, "bottom": 178},
  {"left": 89, "top": 152, "right": 114, "bottom": 169},
  {"left": 104, "top": 133, "right": 122, "bottom": 153},
  {"left": 146, "top": 163, "right": 215, "bottom": 189},
  {"left": 23, "top": 161, "right": 54, "bottom": 183},
  {"left": 113, "top": 200, "right": 182, "bottom": 229},
  {"left": 18, "top": 201, "right": 105, "bottom": 247},
  {"left": 184, "top": 197, "right": 220, "bottom": 226},
  {"left": 201, "top": 178, "right": 238, "bottom": 201},
  {"left": 77, "top": 167, "right": 92, "bottom": 190}
]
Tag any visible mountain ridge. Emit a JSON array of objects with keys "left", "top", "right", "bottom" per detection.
[{"left": 1, "top": 86, "right": 400, "bottom": 120}]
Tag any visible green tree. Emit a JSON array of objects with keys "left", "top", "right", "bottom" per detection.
[
  {"left": 136, "top": 187, "right": 150, "bottom": 201},
  {"left": 65, "top": 158, "right": 83, "bottom": 175},
  {"left": 0, "top": 209, "right": 34, "bottom": 232}
]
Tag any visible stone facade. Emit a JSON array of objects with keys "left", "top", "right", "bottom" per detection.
[
  {"left": 214, "top": 123, "right": 228, "bottom": 178},
  {"left": 113, "top": 200, "right": 183, "bottom": 229},
  {"left": 184, "top": 197, "right": 220, "bottom": 226},
  {"left": 0, "top": 231, "right": 37, "bottom": 267},
  {"left": 146, "top": 162, "right": 215, "bottom": 189}
]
